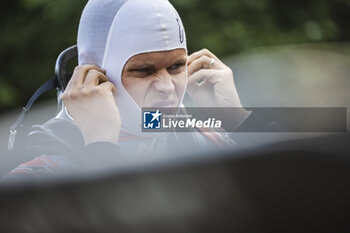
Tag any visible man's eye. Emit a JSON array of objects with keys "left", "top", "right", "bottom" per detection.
[
  {"left": 168, "top": 63, "right": 185, "bottom": 71},
  {"left": 132, "top": 68, "right": 150, "bottom": 73},
  {"left": 130, "top": 68, "right": 153, "bottom": 76}
]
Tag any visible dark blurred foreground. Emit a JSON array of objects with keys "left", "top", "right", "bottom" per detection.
[{"left": 0, "top": 133, "right": 349, "bottom": 233}]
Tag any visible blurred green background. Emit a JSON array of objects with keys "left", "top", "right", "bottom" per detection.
[{"left": 0, "top": 0, "right": 349, "bottom": 112}]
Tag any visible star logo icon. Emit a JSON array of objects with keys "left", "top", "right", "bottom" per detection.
[{"left": 151, "top": 109, "right": 162, "bottom": 122}]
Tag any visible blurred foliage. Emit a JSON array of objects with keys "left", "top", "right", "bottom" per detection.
[{"left": 0, "top": 0, "right": 349, "bottom": 112}]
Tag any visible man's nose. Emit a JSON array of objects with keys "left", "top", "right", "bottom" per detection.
[{"left": 153, "top": 70, "right": 175, "bottom": 95}]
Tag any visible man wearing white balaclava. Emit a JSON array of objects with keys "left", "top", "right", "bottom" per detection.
[
  {"left": 58, "top": 0, "right": 205, "bottom": 155},
  {"left": 57, "top": 0, "right": 237, "bottom": 156}
]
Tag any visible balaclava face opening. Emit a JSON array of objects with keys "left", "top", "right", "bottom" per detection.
[{"left": 64, "top": 0, "right": 187, "bottom": 138}]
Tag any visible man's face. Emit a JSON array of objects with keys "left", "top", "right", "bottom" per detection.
[{"left": 121, "top": 49, "right": 187, "bottom": 108}]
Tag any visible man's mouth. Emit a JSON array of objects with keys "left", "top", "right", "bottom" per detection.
[{"left": 152, "top": 99, "right": 176, "bottom": 108}]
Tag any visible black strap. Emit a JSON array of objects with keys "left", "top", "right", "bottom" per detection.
[{"left": 8, "top": 78, "right": 58, "bottom": 151}]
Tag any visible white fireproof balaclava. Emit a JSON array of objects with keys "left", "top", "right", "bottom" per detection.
[{"left": 67, "top": 0, "right": 187, "bottom": 138}]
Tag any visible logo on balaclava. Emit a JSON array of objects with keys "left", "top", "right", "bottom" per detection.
[{"left": 176, "top": 18, "right": 184, "bottom": 43}]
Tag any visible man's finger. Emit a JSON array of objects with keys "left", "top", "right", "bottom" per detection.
[
  {"left": 187, "top": 48, "right": 221, "bottom": 65},
  {"left": 84, "top": 69, "right": 108, "bottom": 88},
  {"left": 187, "top": 69, "right": 218, "bottom": 86},
  {"left": 99, "top": 81, "right": 118, "bottom": 96},
  {"left": 187, "top": 55, "right": 216, "bottom": 76},
  {"left": 66, "top": 65, "right": 105, "bottom": 91}
]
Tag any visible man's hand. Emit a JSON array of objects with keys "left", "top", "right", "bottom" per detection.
[
  {"left": 187, "top": 49, "right": 250, "bottom": 127},
  {"left": 187, "top": 49, "right": 242, "bottom": 108},
  {"left": 62, "top": 65, "right": 121, "bottom": 146}
]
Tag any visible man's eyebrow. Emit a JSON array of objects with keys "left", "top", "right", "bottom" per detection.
[
  {"left": 126, "top": 56, "right": 187, "bottom": 70},
  {"left": 127, "top": 62, "right": 154, "bottom": 69},
  {"left": 170, "top": 58, "right": 187, "bottom": 65}
]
